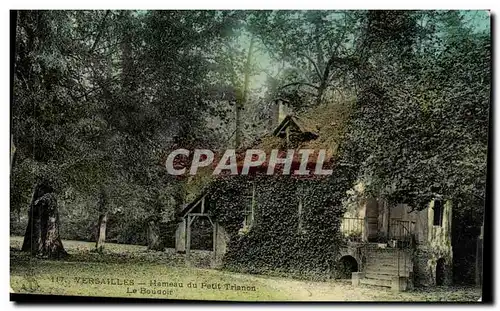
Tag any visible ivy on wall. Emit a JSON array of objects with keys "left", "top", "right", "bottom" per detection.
[{"left": 206, "top": 159, "right": 358, "bottom": 280}]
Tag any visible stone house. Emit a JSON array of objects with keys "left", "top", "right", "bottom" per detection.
[{"left": 341, "top": 194, "right": 453, "bottom": 290}]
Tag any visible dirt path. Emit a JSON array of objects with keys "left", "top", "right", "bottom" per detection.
[
  {"left": 227, "top": 271, "right": 481, "bottom": 302},
  {"left": 256, "top": 277, "right": 388, "bottom": 301},
  {"left": 225, "top": 270, "right": 390, "bottom": 301}
]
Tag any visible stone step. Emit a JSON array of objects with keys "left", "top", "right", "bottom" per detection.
[
  {"left": 366, "top": 257, "right": 412, "bottom": 264},
  {"left": 367, "top": 250, "right": 411, "bottom": 255},
  {"left": 367, "top": 251, "right": 411, "bottom": 258},
  {"left": 364, "top": 268, "right": 411, "bottom": 277},
  {"left": 365, "top": 260, "right": 412, "bottom": 269},
  {"left": 365, "top": 262, "right": 412, "bottom": 270},
  {"left": 367, "top": 256, "right": 412, "bottom": 263},
  {"left": 367, "top": 247, "right": 411, "bottom": 252},
  {"left": 359, "top": 277, "right": 392, "bottom": 288},
  {"left": 364, "top": 273, "right": 394, "bottom": 281},
  {"left": 366, "top": 264, "right": 412, "bottom": 271},
  {"left": 366, "top": 255, "right": 413, "bottom": 262},
  {"left": 366, "top": 255, "right": 398, "bottom": 260},
  {"left": 365, "top": 266, "right": 413, "bottom": 275},
  {"left": 367, "top": 247, "right": 400, "bottom": 251},
  {"left": 365, "top": 263, "right": 412, "bottom": 271},
  {"left": 367, "top": 251, "right": 411, "bottom": 256}
]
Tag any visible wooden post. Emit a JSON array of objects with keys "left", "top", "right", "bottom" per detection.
[
  {"left": 213, "top": 222, "right": 218, "bottom": 264},
  {"left": 175, "top": 218, "right": 186, "bottom": 252},
  {"left": 286, "top": 125, "right": 290, "bottom": 146},
  {"left": 363, "top": 216, "right": 368, "bottom": 242},
  {"left": 186, "top": 215, "right": 191, "bottom": 260},
  {"left": 427, "top": 200, "right": 434, "bottom": 243},
  {"left": 10, "top": 135, "right": 15, "bottom": 170},
  {"left": 476, "top": 225, "right": 484, "bottom": 286},
  {"left": 382, "top": 200, "right": 390, "bottom": 241}
]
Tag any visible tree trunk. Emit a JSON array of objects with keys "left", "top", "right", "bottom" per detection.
[
  {"left": 314, "top": 21, "right": 324, "bottom": 74},
  {"left": 235, "top": 96, "right": 242, "bottom": 148},
  {"left": 21, "top": 181, "right": 67, "bottom": 258},
  {"left": 10, "top": 135, "right": 16, "bottom": 170},
  {"left": 147, "top": 220, "right": 162, "bottom": 251},
  {"left": 316, "top": 81, "right": 326, "bottom": 106},
  {"left": 235, "top": 35, "right": 255, "bottom": 149},
  {"left": 95, "top": 213, "right": 107, "bottom": 252},
  {"left": 95, "top": 188, "right": 107, "bottom": 252}
]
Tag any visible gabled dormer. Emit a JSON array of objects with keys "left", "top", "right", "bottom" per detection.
[{"left": 271, "top": 98, "right": 319, "bottom": 147}]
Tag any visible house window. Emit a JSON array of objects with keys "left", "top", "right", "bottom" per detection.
[
  {"left": 433, "top": 200, "right": 443, "bottom": 227},
  {"left": 243, "top": 183, "right": 256, "bottom": 227}
]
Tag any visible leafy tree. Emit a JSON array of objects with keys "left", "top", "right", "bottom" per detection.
[
  {"left": 13, "top": 10, "right": 92, "bottom": 257},
  {"left": 249, "top": 11, "right": 361, "bottom": 108},
  {"left": 346, "top": 10, "right": 490, "bottom": 284}
]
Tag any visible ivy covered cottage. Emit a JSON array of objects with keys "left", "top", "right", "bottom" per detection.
[{"left": 173, "top": 98, "right": 453, "bottom": 291}]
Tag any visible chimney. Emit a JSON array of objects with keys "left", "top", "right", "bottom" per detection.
[{"left": 273, "top": 98, "right": 291, "bottom": 127}]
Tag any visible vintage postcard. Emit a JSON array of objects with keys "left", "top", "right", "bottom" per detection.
[{"left": 10, "top": 9, "right": 490, "bottom": 302}]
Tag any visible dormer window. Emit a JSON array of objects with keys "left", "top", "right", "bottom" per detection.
[
  {"left": 433, "top": 200, "right": 443, "bottom": 227},
  {"left": 272, "top": 115, "right": 319, "bottom": 149}
]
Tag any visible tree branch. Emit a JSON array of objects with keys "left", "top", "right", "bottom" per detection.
[
  {"left": 279, "top": 81, "right": 320, "bottom": 91},
  {"left": 322, "top": 12, "right": 350, "bottom": 83},
  {"left": 299, "top": 53, "right": 323, "bottom": 80},
  {"left": 90, "top": 10, "right": 111, "bottom": 53}
]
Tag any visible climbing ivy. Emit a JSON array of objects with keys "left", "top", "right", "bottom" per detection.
[{"left": 206, "top": 157, "right": 358, "bottom": 280}]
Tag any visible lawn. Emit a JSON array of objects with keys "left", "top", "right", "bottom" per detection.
[{"left": 10, "top": 236, "right": 482, "bottom": 302}]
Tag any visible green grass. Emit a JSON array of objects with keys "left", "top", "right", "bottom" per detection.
[
  {"left": 11, "top": 257, "right": 286, "bottom": 301},
  {"left": 10, "top": 236, "right": 146, "bottom": 254},
  {"left": 10, "top": 237, "right": 287, "bottom": 301},
  {"left": 10, "top": 236, "right": 481, "bottom": 302}
]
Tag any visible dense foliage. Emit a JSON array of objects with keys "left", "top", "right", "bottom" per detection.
[{"left": 207, "top": 161, "right": 358, "bottom": 279}]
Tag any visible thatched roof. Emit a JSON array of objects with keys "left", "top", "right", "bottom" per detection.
[
  {"left": 272, "top": 115, "right": 319, "bottom": 138},
  {"left": 181, "top": 94, "right": 355, "bottom": 202}
]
